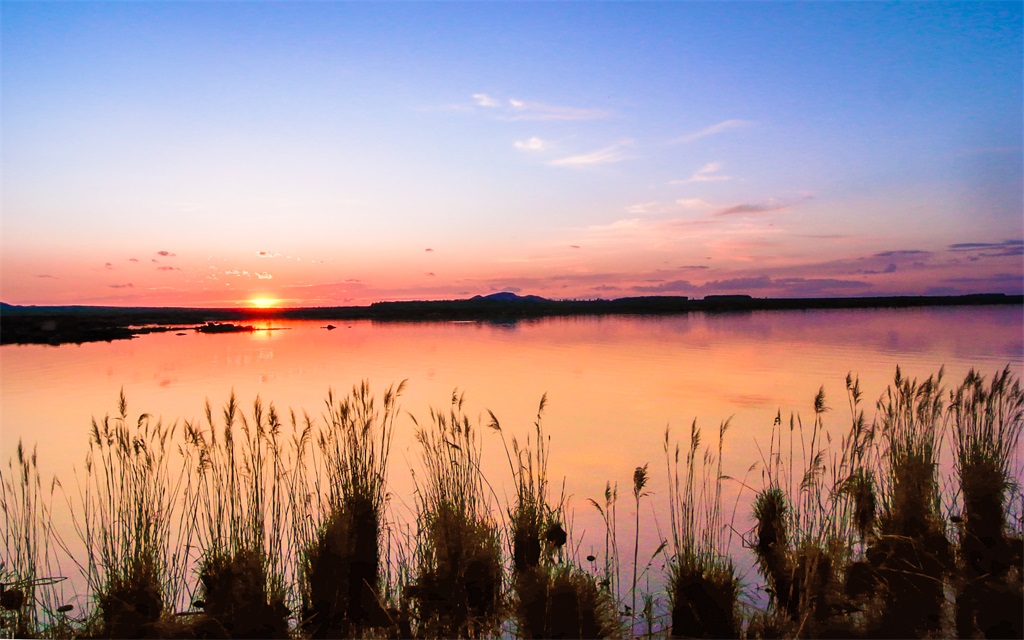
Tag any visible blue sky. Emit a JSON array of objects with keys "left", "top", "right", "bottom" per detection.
[{"left": 2, "top": 1, "right": 1021, "bottom": 306}]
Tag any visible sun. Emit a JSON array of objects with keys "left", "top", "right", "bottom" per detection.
[{"left": 249, "top": 296, "right": 279, "bottom": 309}]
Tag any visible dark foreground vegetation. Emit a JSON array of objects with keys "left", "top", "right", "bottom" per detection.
[
  {"left": 2, "top": 367, "right": 1022, "bottom": 638},
  {"left": 2, "top": 293, "right": 1020, "bottom": 345}
]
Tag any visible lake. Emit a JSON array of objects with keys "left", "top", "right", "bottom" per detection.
[{"left": 2, "top": 305, "right": 1022, "bottom": 616}]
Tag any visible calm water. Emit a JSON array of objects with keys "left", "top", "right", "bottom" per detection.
[{"left": 2, "top": 305, "right": 1022, "bottom": 609}]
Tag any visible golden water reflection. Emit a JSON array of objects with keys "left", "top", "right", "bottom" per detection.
[{"left": 2, "top": 306, "right": 1021, "bottom": 606}]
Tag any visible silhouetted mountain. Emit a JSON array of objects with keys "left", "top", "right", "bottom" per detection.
[{"left": 469, "top": 292, "right": 549, "bottom": 303}]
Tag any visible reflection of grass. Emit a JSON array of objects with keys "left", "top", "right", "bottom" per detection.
[{"left": 1, "top": 367, "right": 1022, "bottom": 638}]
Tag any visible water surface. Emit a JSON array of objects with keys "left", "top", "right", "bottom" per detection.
[{"left": 2, "top": 305, "right": 1021, "bottom": 607}]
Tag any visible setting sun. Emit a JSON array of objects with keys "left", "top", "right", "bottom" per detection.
[{"left": 249, "top": 297, "right": 279, "bottom": 309}]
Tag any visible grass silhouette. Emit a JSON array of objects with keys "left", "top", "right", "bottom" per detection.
[{"left": 1, "top": 367, "right": 1021, "bottom": 638}]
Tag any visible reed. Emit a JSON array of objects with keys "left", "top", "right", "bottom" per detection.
[
  {"left": 4, "top": 366, "right": 1024, "bottom": 638},
  {"left": 748, "top": 381, "right": 879, "bottom": 638},
  {"left": 488, "top": 394, "right": 563, "bottom": 576},
  {"left": 949, "top": 366, "right": 1024, "bottom": 639},
  {"left": 408, "top": 391, "right": 503, "bottom": 637},
  {"left": 299, "top": 381, "right": 405, "bottom": 638},
  {"left": 514, "top": 563, "right": 618, "bottom": 639},
  {"left": 1, "top": 441, "right": 66, "bottom": 637},
  {"left": 492, "top": 397, "right": 617, "bottom": 639},
  {"left": 71, "top": 391, "right": 192, "bottom": 638},
  {"left": 661, "top": 420, "right": 740, "bottom": 639},
  {"left": 182, "top": 393, "right": 292, "bottom": 638},
  {"left": 589, "top": 482, "right": 621, "bottom": 606},
  {"left": 866, "top": 367, "right": 951, "bottom": 637}
]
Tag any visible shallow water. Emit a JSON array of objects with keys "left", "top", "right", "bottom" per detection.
[{"left": 2, "top": 305, "right": 1022, "bottom": 615}]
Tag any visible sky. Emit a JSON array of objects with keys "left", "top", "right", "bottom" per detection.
[{"left": 2, "top": 1, "right": 1022, "bottom": 308}]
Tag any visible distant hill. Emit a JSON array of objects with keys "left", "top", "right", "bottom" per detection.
[{"left": 469, "top": 292, "right": 549, "bottom": 303}]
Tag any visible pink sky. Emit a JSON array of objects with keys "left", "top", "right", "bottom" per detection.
[{"left": 3, "top": 3, "right": 1021, "bottom": 308}]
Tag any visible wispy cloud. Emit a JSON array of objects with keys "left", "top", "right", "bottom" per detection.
[
  {"left": 109, "top": 283, "right": 134, "bottom": 289},
  {"left": 626, "top": 201, "right": 662, "bottom": 216},
  {"left": 504, "top": 98, "right": 608, "bottom": 121},
  {"left": 550, "top": 143, "right": 629, "bottom": 167},
  {"left": 948, "top": 239, "right": 1023, "bottom": 257},
  {"left": 467, "top": 93, "right": 608, "bottom": 121},
  {"left": 855, "top": 263, "right": 899, "bottom": 275},
  {"left": 156, "top": 266, "right": 179, "bottom": 271},
  {"left": 715, "top": 200, "right": 789, "bottom": 216},
  {"left": 257, "top": 250, "right": 280, "bottom": 258},
  {"left": 875, "top": 249, "right": 930, "bottom": 258},
  {"left": 674, "top": 162, "right": 731, "bottom": 183},
  {"left": 255, "top": 272, "right": 273, "bottom": 280},
  {"left": 156, "top": 250, "right": 176, "bottom": 257},
  {"left": 36, "top": 274, "right": 56, "bottom": 279},
  {"left": 514, "top": 137, "right": 548, "bottom": 152},
  {"left": 472, "top": 93, "right": 500, "bottom": 107},
  {"left": 676, "top": 198, "right": 714, "bottom": 209},
  {"left": 674, "top": 119, "right": 753, "bottom": 144}
]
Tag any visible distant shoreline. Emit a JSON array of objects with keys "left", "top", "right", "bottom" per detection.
[{"left": 2, "top": 293, "right": 1021, "bottom": 346}]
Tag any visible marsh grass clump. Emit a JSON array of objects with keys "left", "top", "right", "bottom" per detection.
[
  {"left": 183, "top": 394, "right": 294, "bottom": 638},
  {"left": 748, "top": 383, "right": 878, "bottom": 638},
  {"left": 76, "top": 391, "right": 191, "bottom": 638},
  {"left": 300, "top": 382, "right": 404, "bottom": 638},
  {"left": 409, "top": 391, "right": 503, "bottom": 637},
  {"left": 668, "top": 555, "right": 738, "bottom": 639},
  {"left": 950, "top": 367, "right": 1024, "bottom": 639},
  {"left": 868, "top": 367, "right": 951, "bottom": 637},
  {"left": 515, "top": 564, "right": 618, "bottom": 639},
  {"left": 753, "top": 486, "right": 794, "bottom": 615},
  {"left": 489, "top": 395, "right": 563, "bottom": 577},
  {"left": 491, "top": 397, "right": 616, "bottom": 639},
  {"left": 197, "top": 547, "right": 288, "bottom": 639},
  {"left": 665, "top": 420, "right": 740, "bottom": 639}
]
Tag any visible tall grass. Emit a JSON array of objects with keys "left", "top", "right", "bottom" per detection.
[
  {"left": 491, "top": 396, "right": 617, "bottom": 639},
  {"left": 589, "top": 482, "right": 621, "bottom": 604},
  {"left": 70, "top": 390, "right": 192, "bottom": 638},
  {"left": 750, "top": 387, "right": 842, "bottom": 635},
  {"left": 409, "top": 391, "right": 503, "bottom": 637},
  {"left": 1, "top": 442, "right": 65, "bottom": 637},
  {"left": 748, "top": 378, "right": 889, "bottom": 638},
  {"left": 866, "top": 367, "right": 952, "bottom": 637},
  {"left": 664, "top": 420, "right": 740, "bottom": 639},
  {"left": 489, "top": 394, "right": 562, "bottom": 577},
  {"left": 949, "top": 366, "right": 1024, "bottom": 638},
  {"left": 182, "top": 393, "right": 294, "bottom": 638},
  {"left": 3, "top": 367, "right": 1024, "bottom": 639},
  {"left": 299, "top": 380, "right": 405, "bottom": 637}
]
